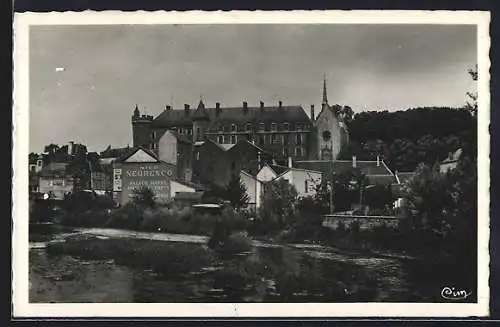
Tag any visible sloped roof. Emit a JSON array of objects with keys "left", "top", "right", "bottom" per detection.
[
  {"left": 295, "top": 160, "right": 393, "bottom": 176},
  {"left": 269, "top": 164, "right": 290, "bottom": 176},
  {"left": 366, "top": 174, "right": 398, "bottom": 186},
  {"left": 100, "top": 145, "right": 131, "bottom": 159},
  {"left": 115, "top": 146, "right": 160, "bottom": 163},
  {"left": 39, "top": 162, "right": 70, "bottom": 178},
  {"left": 161, "top": 130, "right": 193, "bottom": 144},
  {"left": 152, "top": 104, "right": 312, "bottom": 130}
]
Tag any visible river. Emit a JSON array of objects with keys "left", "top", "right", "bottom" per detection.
[{"left": 28, "top": 225, "right": 467, "bottom": 303}]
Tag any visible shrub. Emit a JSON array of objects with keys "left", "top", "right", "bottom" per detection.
[{"left": 106, "top": 202, "right": 144, "bottom": 230}]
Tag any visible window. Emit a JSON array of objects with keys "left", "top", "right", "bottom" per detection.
[
  {"left": 283, "top": 122, "right": 289, "bottom": 131},
  {"left": 296, "top": 133, "right": 302, "bottom": 145},
  {"left": 219, "top": 124, "right": 224, "bottom": 132},
  {"left": 259, "top": 123, "right": 265, "bottom": 131},
  {"left": 231, "top": 135, "right": 237, "bottom": 144},
  {"left": 271, "top": 134, "right": 281, "bottom": 145},
  {"left": 188, "top": 129, "right": 192, "bottom": 135},
  {"left": 271, "top": 122, "right": 277, "bottom": 131},
  {"left": 284, "top": 134, "right": 289, "bottom": 145},
  {"left": 196, "top": 151, "right": 200, "bottom": 160},
  {"left": 304, "top": 180, "right": 308, "bottom": 193},
  {"left": 223, "top": 135, "right": 230, "bottom": 144},
  {"left": 217, "top": 135, "right": 224, "bottom": 143},
  {"left": 231, "top": 124, "right": 237, "bottom": 132},
  {"left": 296, "top": 147, "right": 302, "bottom": 157},
  {"left": 151, "top": 131, "right": 156, "bottom": 140},
  {"left": 296, "top": 123, "right": 303, "bottom": 131},
  {"left": 246, "top": 123, "right": 252, "bottom": 131},
  {"left": 259, "top": 135, "right": 265, "bottom": 146},
  {"left": 179, "top": 128, "right": 183, "bottom": 134}
]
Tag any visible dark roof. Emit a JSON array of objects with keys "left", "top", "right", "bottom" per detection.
[
  {"left": 157, "top": 129, "right": 193, "bottom": 144},
  {"left": 269, "top": 164, "right": 290, "bottom": 176},
  {"left": 295, "top": 160, "right": 393, "bottom": 176},
  {"left": 367, "top": 174, "right": 398, "bottom": 186},
  {"left": 100, "top": 145, "right": 131, "bottom": 159},
  {"left": 152, "top": 104, "right": 312, "bottom": 130},
  {"left": 190, "top": 100, "right": 210, "bottom": 120},
  {"left": 39, "top": 162, "right": 70, "bottom": 178}
]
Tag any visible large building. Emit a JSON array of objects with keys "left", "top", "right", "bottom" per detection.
[{"left": 131, "top": 79, "right": 349, "bottom": 164}]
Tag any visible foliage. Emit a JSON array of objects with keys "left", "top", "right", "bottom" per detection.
[
  {"left": 257, "top": 179, "right": 298, "bottom": 231},
  {"left": 225, "top": 175, "right": 250, "bottom": 209},
  {"left": 132, "top": 186, "right": 157, "bottom": 208}
]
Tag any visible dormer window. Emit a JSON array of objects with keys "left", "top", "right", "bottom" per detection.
[
  {"left": 217, "top": 135, "right": 223, "bottom": 143},
  {"left": 259, "top": 123, "right": 265, "bottom": 132},
  {"left": 283, "top": 122, "right": 289, "bottom": 131},
  {"left": 271, "top": 122, "right": 277, "bottom": 132},
  {"left": 231, "top": 124, "right": 237, "bottom": 132},
  {"left": 231, "top": 135, "right": 237, "bottom": 144}
]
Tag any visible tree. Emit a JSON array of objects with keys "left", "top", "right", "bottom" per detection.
[
  {"left": 401, "top": 163, "right": 454, "bottom": 235},
  {"left": 259, "top": 179, "right": 298, "bottom": 230},
  {"left": 29, "top": 152, "right": 39, "bottom": 165},
  {"left": 225, "top": 175, "right": 250, "bottom": 209},
  {"left": 466, "top": 65, "right": 478, "bottom": 116},
  {"left": 44, "top": 143, "right": 60, "bottom": 155},
  {"left": 132, "top": 186, "right": 156, "bottom": 208}
]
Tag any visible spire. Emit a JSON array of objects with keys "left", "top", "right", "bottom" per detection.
[
  {"left": 322, "top": 74, "right": 328, "bottom": 106},
  {"left": 133, "top": 104, "right": 140, "bottom": 117}
]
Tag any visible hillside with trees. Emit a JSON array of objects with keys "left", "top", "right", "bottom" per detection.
[{"left": 339, "top": 67, "right": 477, "bottom": 173}]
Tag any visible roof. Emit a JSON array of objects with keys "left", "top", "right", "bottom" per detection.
[
  {"left": 100, "top": 146, "right": 131, "bottom": 159},
  {"left": 294, "top": 160, "right": 393, "bottom": 176},
  {"left": 366, "top": 174, "right": 398, "bottom": 186},
  {"left": 172, "top": 179, "right": 205, "bottom": 191},
  {"left": 442, "top": 148, "right": 463, "bottom": 164},
  {"left": 39, "top": 162, "right": 70, "bottom": 178},
  {"left": 162, "top": 130, "right": 193, "bottom": 144},
  {"left": 115, "top": 146, "right": 160, "bottom": 163},
  {"left": 269, "top": 164, "right": 291, "bottom": 176},
  {"left": 218, "top": 143, "right": 236, "bottom": 151},
  {"left": 152, "top": 104, "right": 312, "bottom": 130},
  {"left": 395, "top": 171, "right": 416, "bottom": 184}
]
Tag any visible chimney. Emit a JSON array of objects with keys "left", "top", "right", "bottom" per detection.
[
  {"left": 184, "top": 104, "right": 190, "bottom": 116},
  {"left": 165, "top": 105, "right": 172, "bottom": 111},
  {"left": 311, "top": 105, "right": 315, "bottom": 120},
  {"left": 352, "top": 155, "right": 357, "bottom": 168},
  {"left": 288, "top": 156, "right": 292, "bottom": 168},
  {"left": 260, "top": 101, "right": 264, "bottom": 112},
  {"left": 243, "top": 101, "right": 248, "bottom": 113},
  {"left": 376, "top": 155, "right": 380, "bottom": 167},
  {"left": 215, "top": 102, "right": 221, "bottom": 116},
  {"left": 279, "top": 100, "right": 283, "bottom": 108}
]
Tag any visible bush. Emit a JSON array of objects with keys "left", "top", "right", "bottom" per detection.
[{"left": 106, "top": 202, "right": 144, "bottom": 230}]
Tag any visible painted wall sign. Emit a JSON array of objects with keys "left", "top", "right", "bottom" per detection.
[
  {"left": 113, "top": 168, "right": 122, "bottom": 191},
  {"left": 116, "top": 162, "right": 175, "bottom": 205}
]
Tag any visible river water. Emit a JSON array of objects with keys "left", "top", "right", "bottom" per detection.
[{"left": 28, "top": 225, "right": 467, "bottom": 303}]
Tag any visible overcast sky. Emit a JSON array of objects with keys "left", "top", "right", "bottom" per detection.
[{"left": 29, "top": 24, "right": 477, "bottom": 153}]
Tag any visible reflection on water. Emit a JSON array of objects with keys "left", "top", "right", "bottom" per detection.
[{"left": 28, "top": 226, "right": 475, "bottom": 303}]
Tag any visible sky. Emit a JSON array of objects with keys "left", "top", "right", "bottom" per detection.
[{"left": 29, "top": 24, "right": 477, "bottom": 153}]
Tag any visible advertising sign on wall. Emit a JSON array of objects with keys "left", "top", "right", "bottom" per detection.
[
  {"left": 117, "top": 162, "right": 175, "bottom": 205},
  {"left": 113, "top": 168, "right": 122, "bottom": 191}
]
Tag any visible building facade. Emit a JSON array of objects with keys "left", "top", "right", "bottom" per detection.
[{"left": 131, "top": 79, "right": 349, "bottom": 168}]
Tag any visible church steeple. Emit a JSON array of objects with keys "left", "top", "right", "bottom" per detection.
[{"left": 322, "top": 74, "right": 328, "bottom": 106}]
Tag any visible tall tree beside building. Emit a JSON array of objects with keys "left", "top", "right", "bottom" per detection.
[{"left": 224, "top": 175, "right": 249, "bottom": 210}]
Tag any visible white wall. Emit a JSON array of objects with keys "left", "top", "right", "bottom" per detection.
[
  {"left": 240, "top": 172, "right": 258, "bottom": 206},
  {"left": 275, "top": 169, "right": 322, "bottom": 198},
  {"left": 158, "top": 131, "right": 178, "bottom": 165},
  {"left": 170, "top": 180, "right": 196, "bottom": 198},
  {"left": 256, "top": 165, "right": 277, "bottom": 182}
]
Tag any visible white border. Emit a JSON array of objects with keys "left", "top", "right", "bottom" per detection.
[{"left": 12, "top": 10, "right": 491, "bottom": 318}]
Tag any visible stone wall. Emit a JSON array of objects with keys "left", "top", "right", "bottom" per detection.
[{"left": 322, "top": 215, "right": 399, "bottom": 231}]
